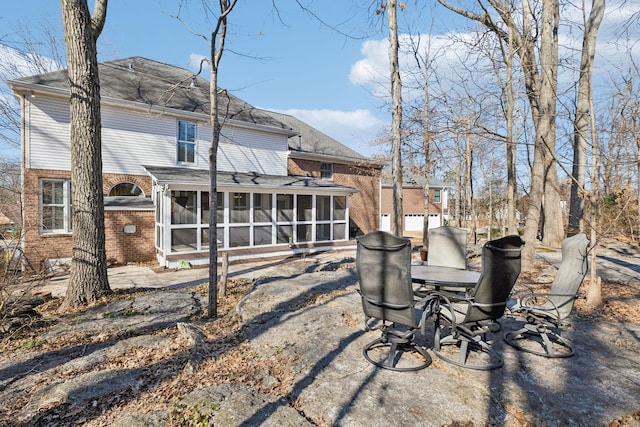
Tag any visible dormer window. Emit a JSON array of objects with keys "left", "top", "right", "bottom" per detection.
[
  {"left": 320, "top": 162, "right": 333, "bottom": 179},
  {"left": 177, "top": 120, "right": 196, "bottom": 164}
]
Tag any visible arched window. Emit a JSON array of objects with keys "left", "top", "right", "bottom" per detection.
[{"left": 109, "top": 182, "right": 144, "bottom": 197}]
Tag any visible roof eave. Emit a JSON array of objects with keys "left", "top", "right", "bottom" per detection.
[{"left": 288, "top": 150, "right": 383, "bottom": 168}]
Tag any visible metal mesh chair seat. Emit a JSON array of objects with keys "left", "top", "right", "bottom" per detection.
[
  {"left": 505, "top": 233, "right": 590, "bottom": 358},
  {"left": 431, "top": 235, "right": 525, "bottom": 370},
  {"left": 356, "top": 231, "right": 433, "bottom": 371}
]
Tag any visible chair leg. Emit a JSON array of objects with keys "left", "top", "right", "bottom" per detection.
[
  {"left": 433, "top": 325, "right": 503, "bottom": 370},
  {"left": 362, "top": 333, "right": 432, "bottom": 372},
  {"left": 504, "top": 324, "right": 574, "bottom": 358}
]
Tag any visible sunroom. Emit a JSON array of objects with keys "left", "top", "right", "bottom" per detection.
[{"left": 145, "top": 166, "right": 359, "bottom": 268}]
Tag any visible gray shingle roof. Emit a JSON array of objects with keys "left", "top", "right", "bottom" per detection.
[
  {"left": 144, "top": 166, "right": 359, "bottom": 194},
  {"left": 264, "top": 111, "right": 368, "bottom": 161},
  {"left": 10, "top": 56, "right": 292, "bottom": 131}
]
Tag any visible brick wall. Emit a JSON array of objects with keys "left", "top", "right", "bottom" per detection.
[
  {"left": 104, "top": 210, "right": 155, "bottom": 264},
  {"left": 22, "top": 168, "right": 155, "bottom": 270}
]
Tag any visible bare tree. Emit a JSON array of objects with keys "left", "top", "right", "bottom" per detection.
[
  {"left": 385, "top": 0, "right": 404, "bottom": 236},
  {"left": 437, "top": 0, "right": 563, "bottom": 266},
  {"left": 1, "top": 24, "right": 65, "bottom": 151},
  {"left": 206, "top": 0, "right": 238, "bottom": 318},
  {"left": 59, "top": 0, "right": 110, "bottom": 310},
  {"left": 568, "top": 0, "right": 605, "bottom": 234}
]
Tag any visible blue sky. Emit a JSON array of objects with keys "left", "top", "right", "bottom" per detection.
[
  {"left": 2, "top": 1, "right": 639, "bottom": 162},
  {"left": 1, "top": 0, "right": 397, "bottom": 157}
]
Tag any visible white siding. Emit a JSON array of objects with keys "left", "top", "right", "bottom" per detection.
[
  {"left": 26, "top": 95, "right": 289, "bottom": 176},
  {"left": 102, "top": 107, "right": 177, "bottom": 175},
  {"left": 28, "top": 97, "right": 72, "bottom": 170},
  {"left": 218, "top": 142, "right": 287, "bottom": 175}
]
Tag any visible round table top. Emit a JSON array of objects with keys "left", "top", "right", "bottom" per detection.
[{"left": 411, "top": 265, "right": 481, "bottom": 288}]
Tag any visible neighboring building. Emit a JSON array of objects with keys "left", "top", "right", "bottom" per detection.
[
  {"left": 380, "top": 176, "right": 451, "bottom": 233},
  {"left": 10, "top": 57, "right": 381, "bottom": 270}
]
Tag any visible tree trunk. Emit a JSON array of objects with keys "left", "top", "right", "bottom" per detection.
[
  {"left": 60, "top": 0, "right": 109, "bottom": 310},
  {"left": 421, "top": 65, "right": 431, "bottom": 248},
  {"left": 505, "top": 14, "right": 518, "bottom": 235},
  {"left": 522, "top": 0, "right": 559, "bottom": 266},
  {"left": 465, "top": 131, "right": 476, "bottom": 244},
  {"left": 207, "top": 0, "right": 237, "bottom": 318},
  {"left": 220, "top": 251, "right": 228, "bottom": 297},
  {"left": 585, "top": 94, "right": 603, "bottom": 308},
  {"left": 540, "top": 0, "right": 564, "bottom": 249},
  {"left": 569, "top": 0, "right": 605, "bottom": 234},
  {"left": 388, "top": 0, "right": 404, "bottom": 237}
]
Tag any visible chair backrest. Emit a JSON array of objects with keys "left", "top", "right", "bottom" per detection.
[
  {"left": 427, "top": 226, "right": 468, "bottom": 269},
  {"left": 549, "top": 233, "right": 590, "bottom": 319},
  {"left": 466, "top": 235, "right": 524, "bottom": 323},
  {"left": 356, "top": 231, "right": 417, "bottom": 328}
]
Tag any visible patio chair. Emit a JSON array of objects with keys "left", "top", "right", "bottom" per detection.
[
  {"left": 356, "top": 231, "right": 433, "bottom": 371},
  {"left": 431, "top": 235, "right": 524, "bottom": 370},
  {"left": 427, "top": 226, "right": 468, "bottom": 270},
  {"left": 504, "top": 233, "right": 590, "bottom": 358}
]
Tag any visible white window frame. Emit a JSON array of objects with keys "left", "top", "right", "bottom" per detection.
[
  {"left": 320, "top": 162, "right": 333, "bottom": 179},
  {"left": 177, "top": 120, "right": 197, "bottom": 165},
  {"left": 40, "top": 178, "right": 72, "bottom": 233}
]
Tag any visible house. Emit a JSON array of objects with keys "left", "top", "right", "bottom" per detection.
[
  {"left": 380, "top": 175, "right": 451, "bottom": 233},
  {"left": 9, "top": 57, "right": 381, "bottom": 270}
]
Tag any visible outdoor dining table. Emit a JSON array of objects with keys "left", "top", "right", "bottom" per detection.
[{"left": 411, "top": 265, "right": 481, "bottom": 296}]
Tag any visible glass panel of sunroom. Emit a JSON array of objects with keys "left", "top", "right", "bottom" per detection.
[
  {"left": 277, "top": 225, "right": 292, "bottom": 244},
  {"left": 201, "top": 227, "right": 224, "bottom": 248},
  {"left": 297, "top": 195, "right": 313, "bottom": 221},
  {"left": 297, "top": 224, "right": 312, "bottom": 242},
  {"left": 216, "top": 192, "right": 224, "bottom": 223},
  {"left": 230, "top": 192, "right": 249, "bottom": 223},
  {"left": 254, "top": 193, "right": 272, "bottom": 222},
  {"left": 171, "top": 228, "right": 197, "bottom": 252},
  {"left": 229, "top": 226, "right": 250, "bottom": 247},
  {"left": 333, "top": 223, "right": 346, "bottom": 240},
  {"left": 316, "top": 224, "right": 331, "bottom": 241},
  {"left": 254, "top": 225, "right": 272, "bottom": 245},
  {"left": 317, "top": 195, "right": 331, "bottom": 221},
  {"left": 172, "top": 191, "right": 197, "bottom": 224},
  {"left": 277, "top": 194, "right": 293, "bottom": 221},
  {"left": 334, "top": 196, "right": 346, "bottom": 221}
]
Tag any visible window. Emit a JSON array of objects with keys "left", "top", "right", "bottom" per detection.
[
  {"left": 297, "top": 195, "right": 313, "bottom": 221},
  {"left": 230, "top": 192, "right": 249, "bottom": 223},
  {"left": 434, "top": 189, "right": 441, "bottom": 203},
  {"left": 277, "top": 194, "right": 293, "bottom": 221},
  {"left": 41, "top": 179, "right": 72, "bottom": 232},
  {"left": 320, "top": 162, "right": 333, "bottom": 179},
  {"left": 333, "top": 196, "right": 346, "bottom": 220},
  {"left": 177, "top": 120, "right": 196, "bottom": 163},
  {"left": 253, "top": 193, "right": 272, "bottom": 222},
  {"left": 317, "top": 196, "right": 331, "bottom": 221},
  {"left": 171, "top": 191, "right": 197, "bottom": 224},
  {"left": 109, "top": 182, "right": 144, "bottom": 197}
]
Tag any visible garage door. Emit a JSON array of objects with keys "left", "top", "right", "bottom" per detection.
[
  {"left": 404, "top": 214, "right": 423, "bottom": 231},
  {"left": 403, "top": 214, "right": 441, "bottom": 231}
]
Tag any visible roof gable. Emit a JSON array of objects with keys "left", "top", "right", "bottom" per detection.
[{"left": 264, "top": 110, "right": 367, "bottom": 161}]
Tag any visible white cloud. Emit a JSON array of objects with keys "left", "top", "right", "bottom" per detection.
[
  {"left": 271, "top": 108, "right": 385, "bottom": 157},
  {"left": 348, "top": 0, "right": 640, "bottom": 102},
  {"left": 188, "top": 53, "right": 210, "bottom": 72},
  {"left": 0, "top": 44, "right": 61, "bottom": 81},
  {"left": 349, "top": 39, "right": 388, "bottom": 86}
]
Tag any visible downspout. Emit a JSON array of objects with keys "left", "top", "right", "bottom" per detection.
[{"left": 20, "top": 93, "right": 28, "bottom": 259}]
